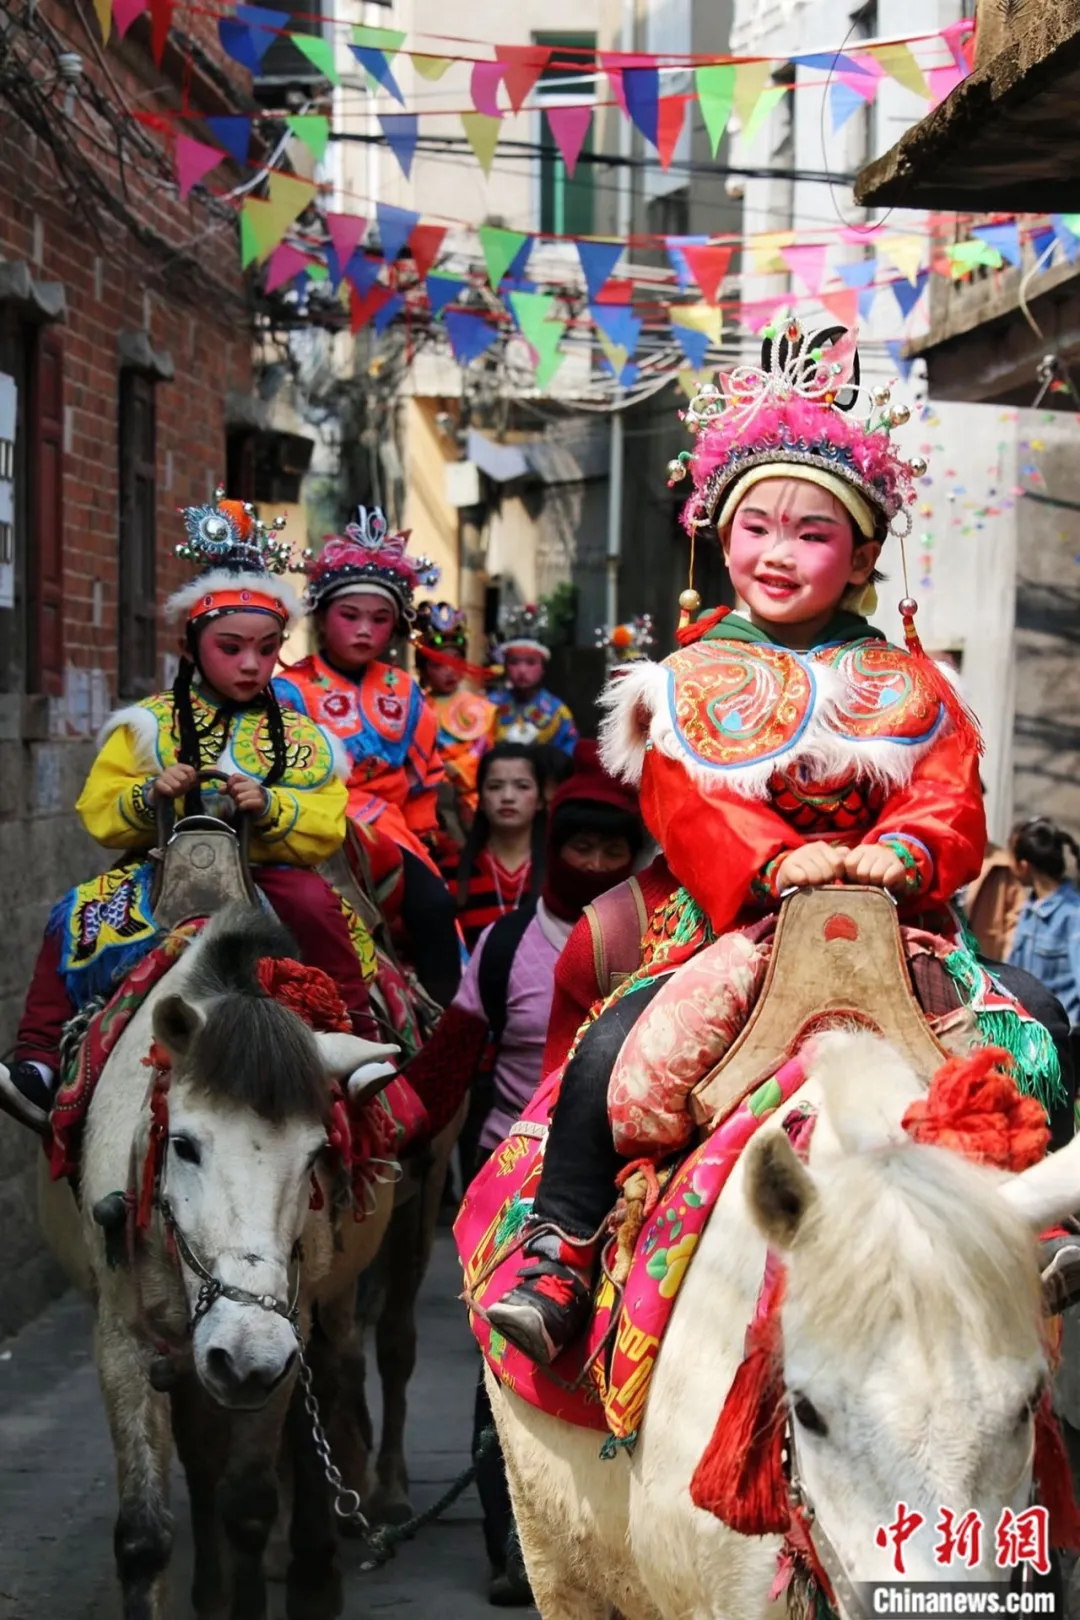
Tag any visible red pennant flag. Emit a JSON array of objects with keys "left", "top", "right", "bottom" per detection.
[
  {"left": 149, "top": 0, "right": 172, "bottom": 63},
  {"left": 594, "top": 278, "right": 634, "bottom": 304},
  {"left": 350, "top": 283, "right": 394, "bottom": 333},
  {"left": 657, "top": 97, "right": 686, "bottom": 170},
  {"left": 682, "top": 243, "right": 733, "bottom": 304},
  {"left": 819, "top": 289, "right": 859, "bottom": 329},
  {"left": 495, "top": 44, "right": 551, "bottom": 112},
  {"left": 409, "top": 224, "right": 448, "bottom": 283}
]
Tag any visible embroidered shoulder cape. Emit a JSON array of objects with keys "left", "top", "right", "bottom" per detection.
[
  {"left": 428, "top": 687, "right": 497, "bottom": 816},
  {"left": 490, "top": 684, "right": 578, "bottom": 755}
]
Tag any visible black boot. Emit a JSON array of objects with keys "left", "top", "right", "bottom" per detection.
[{"left": 0, "top": 1060, "right": 53, "bottom": 1135}]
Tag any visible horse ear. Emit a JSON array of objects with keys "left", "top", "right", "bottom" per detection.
[
  {"left": 1000, "top": 1130, "right": 1080, "bottom": 1230},
  {"left": 313, "top": 1032, "right": 400, "bottom": 1098},
  {"left": 745, "top": 1131, "right": 818, "bottom": 1250},
  {"left": 152, "top": 993, "right": 205, "bottom": 1062}
]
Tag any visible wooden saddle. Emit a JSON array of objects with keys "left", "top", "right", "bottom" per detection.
[
  {"left": 689, "top": 885, "right": 948, "bottom": 1130},
  {"left": 149, "top": 768, "right": 256, "bottom": 932}
]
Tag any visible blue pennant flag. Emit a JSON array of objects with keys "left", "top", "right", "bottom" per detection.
[
  {"left": 426, "top": 273, "right": 466, "bottom": 317},
  {"left": 858, "top": 286, "right": 876, "bottom": 321},
  {"left": 218, "top": 19, "right": 261, "bottom": 72},
  {"left": 830, "top": 81, "right": 867, "bottom": 133},
  {"left": 444, "top": 311, "right": 500, "bottom": 365},
  {"left": 972, "top": 223, "right": 1022, "bottom": 268},
  {"left": 1030, "top": 226, "right": 1056, "bottom": 268},
  {"left": 590, "top": 303, "right": 642, "bottom": 354},
  {"left": 836, "top": 258, "right": 877, "bottom": 290},
  {"left": 234, "top": 4, "right": 288, "bottom": 61},
  {"left": 372, "top": 292, "right": 404, "bottom": 335},
  {"left": 672, "top": 324, "right": 710, "bottom": 369},
  {"left": 794, "top": 51, "right": 870, "bottom": 74},
  {"left": 891, "top": 270, "right": 928, "bottom": 320},
  {"left": 576, "top": 241, "right": 623, "bottom": 301},
  {"left": 885, "top": 341, "right": 913, "bottom": 380},
  {"left": 205, "top": 115, "right": 252, "bottom": 168},
  {"left": 623, "top": 66, "right": 659, "bottom": 146},
  {"left": 499, "top": 238, "right": 533, "bottom": 287},
  {"left": 599, "top": 354, "right": 639, "bottom": 387},
  {"left": 380, "top": 112, "right": 418, "bottom": 180},
  {"left": 377, "top": 202, "right": 420, "bottom": 264},
  {"left": 345, "top": 253, "right": 384, "bottom": 298},
  {"left": 350, "top": 46, "right": 405, "bottom": 105}
]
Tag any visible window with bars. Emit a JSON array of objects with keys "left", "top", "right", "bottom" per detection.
[
  {"left": 118, "top": 371, "right": 157, "bottom": 700},
  {"left": 534, "top": 34, "right": 597, "bottom": 238}
]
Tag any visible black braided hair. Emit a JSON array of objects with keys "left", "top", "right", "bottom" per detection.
[
  {"left": 173, "top": 618, "right": 290, "bottom": 815},
  {"left": 1010, "top": 817, "right": 1080, "bottom": 884}
]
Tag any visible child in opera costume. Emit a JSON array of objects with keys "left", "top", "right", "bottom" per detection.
[
  {"left": 483, "top": 319, "right": 1064, "bottom": 1366},
  {"left": 489, "top": 604, "right": 578, "bottom": 757},
  {"left": 0, "top": 490, "right": 380, "bottom": 1134},
  {"left": 413, "top": 599, "right": 497, "bottom": 828}
]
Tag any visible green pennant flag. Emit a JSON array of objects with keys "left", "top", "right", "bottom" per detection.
[
  {"left": 695, "top": 63, "right": 736, "bottom": 157},
  {"left": 352, "top": 24, "right": 406, "bottom": 57},
  {"left": 478, "top": 225, "right": 529, "bottom": 290},
  {"left": 286, "top": 115, "right": 330, "bottom": 163},
  {"left": 509, "top": 290, "right": 567, "bottom": 390},
  {"left": 742, "top": 83, "right": 787, "bottom": 148},
  {"left": 946, "top": 239, "right": 1003, "bottom": 276},
  {"left": 291, "top": 33, "right": 340, "bottom": 86}
]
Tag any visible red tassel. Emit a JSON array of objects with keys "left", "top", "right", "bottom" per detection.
[
  {"left": 1035, "top": 1394, "right": 1080, "bottom": 1550},
  {"left": 900, "top": 600, "right": 984, "bottom": 759},
  {"left": 676, "top": 604, "right": 732, "bottom": 648},
  {"left": 690, "top": 1271, "right": 790, "bottom": 1535}
]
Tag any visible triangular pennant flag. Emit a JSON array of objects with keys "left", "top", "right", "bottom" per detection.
[
  {"left": 285, "top": 114, "right": 329, "bottom": 163},
  {"left": 595, "top": 328, "right": 630, "bottom": 382},
  {"left": 928, "top": 63, "right": 964, "bottom": 105},
  {"left": 792, "top": 51, "right": 871, "bottom": 74},
  {"left": 240, "top": 197, "right": 285, "bottom": 266},
  {"left": 830, "top": 80, "right": 867, "bottom": 132},
  {"left": 941, "top": 18, "right": 975, "bottom": 71},
  {"left": 412, "top": 53, "right": 453, "bottom": 80},
  {"left": 671, "top": 302, "right": 723, "bottom": 342},
  {"left": 409, "top": 224, "right": 447, "bottom": 283},
  {"left": 866, "top": 41, "right": 929, "bottom": 100},
  {"left": 206, "top": 116, "right": 252, "bottom": 169},
  {"left": 590, "top": 303, "right": 641, "bottom": 353},
  {"left": 672, "top": 322, "right": 710, "bottom": 369},
  {"left": 736, "top": 298, "right": 782, "bottom": 333},
  {"left": 376, "top": 202, "right": 420, "bottom": 265},
  {"left": 350, "top": 283, "right": 394, "bottom": 334},
  {"left": 502, "top": 277, "right": 537, "bottom": 329},
  {"left": 148, "top": 0, "right": 172, "bottom": 64},
  {"left": 372, "top": 291, "right": 404, "bottom": 335},
  {"left": 891, "top": 270, "right": 929, "bottom": 320},
  {"left": 113, "top": 0, "right": 147, "bottom": 39},
  {"left": 665, "top": 235, "right": 709, "bottom": 289},
  {"left": 577, "top": 241, "right": 623, "bottom": 302},
  {"left": 219, "top": 18, "right": 261, "bottom": 72},
  {"left": 267, "top": 172, "right": 316, "bottom": 233},
  {"left": 1030, "top": 226, "right": 1056, "bottom": 267},
  {"left": 732, "top": 60, "right": 773, "bottom": 129},
  {"left": 594, "top": 278, "right": 633, "bottom": 304},
  {"left": 749, "top": 230, "right": 794, "bottom": 274},
  {"left": 461, "top": 113, "right": 502, "bottom": 176},
  {"left": 781, "top": 243, "right": 828, "bottom": 295},
  {"left": 471, "top": 61, "right": 505, "bottom": 118},
  {"left": 93, "top": 0, "right": 111, "bottom": 41},
  {"left": 495, "top": 45, "right": 551, "bottom": 113},
  {"left": 819, "top": 289, "right": 858, "bottom": 328},
  {"left": 681, "top": 243, "right": 733, "bottom": 304},
  {"left": 1051, "top": 216, "right": 1080, "bottom": 264},
  {"left": 176, "top": 135, "right": 222, "bottom": 201},
  {"left": 657, "top": 97, "right": 686, "bottom": 169},
  {"left": 380, "top": 111, "right": 418, "bottom": 179},
  {"left": 837, "top": 65, "right": 881, "bottom": 103},
  {"left": 326, "top": 213, "right": 366, "bottom": 274},
  {"left": 836, "top": 258, "right": 876, "bottom": 290},
  {"left": 946, "top": 239, "right": 1003, "bottom": 276},
  {"left": 879, "top": 233, "right": 925, "bottom": 285},
  {"left": 291, "top": 33, "right": 339, "bottom": 86},
  {"left": 885, "top": 340, "right": 913, "bottom": 380},
  {"left": 265, "top": 242, "right": 313, "bottom": 293},
  {"left": 353, "top": 24, "right": 405, "bottom": 55},
  {"left": 510, "top": 291, "right": 567, "bottom": 390},
  {"left": 857, "top": 285, "right": 876, "bottom": 321},
  {"left": 743, "top": 84, "right": 786, "bottom": 148},
  {"left": 350, "top": 47, "right": 404, "bottom": 104},
  {"left": 623, "top": 66, "right": 660, "bottom": 146},
  {"left": 546, "top": 105, "right": 592, "bottom": 179},
  {"left": 444, "top": 310, "right": 500, "bottom": 364},
  {"left": 695, "top": 63, "right": 735, "bottom": 158},
  {"left": 426, "top": 272, "right": 466, "bottom": 316},
  {"left": 972, "top": 225, "right": 1021, "bottom": 268},
  {"left": 345, "top": 253, "right": 383, "bottom": 298},
  {"left": 478, "top": 225, "right": 529, "bottom": 290},
  {"left": 235, "top": 4, "right": 288, "bottom": 61}
]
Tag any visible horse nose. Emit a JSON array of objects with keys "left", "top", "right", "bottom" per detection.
[{"left": 204, "top": 1343, "right": 297, "bottom": 1406}]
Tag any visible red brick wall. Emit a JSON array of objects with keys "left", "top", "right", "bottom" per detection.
[{"left": 0, "top": 0, "right": 255, "bottom": 699}]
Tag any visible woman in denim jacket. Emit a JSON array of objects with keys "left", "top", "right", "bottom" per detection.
[{"left": 1008, "top": 817, "right": 1080, "bottom": 1025}]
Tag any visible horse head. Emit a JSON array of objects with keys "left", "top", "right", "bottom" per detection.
[
  {"left": 148, "top": 905, "right": 396, "bottom": 1412},
  {"left": 745, "top": 1030, "right": 1075, "bottom": 1597}
]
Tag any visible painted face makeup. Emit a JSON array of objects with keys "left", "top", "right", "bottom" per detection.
[
  {"left": 723, "top": 477, "right": 880, "bottom": 645},
  {"left": 196, "top": 612, "right": 284, "bottom": 702},
  {"left": 505, "top": 649, "right": 546, "bottom": 693},
  {"left": 320, "top": 593, "right": 398, "bottom": 670}
]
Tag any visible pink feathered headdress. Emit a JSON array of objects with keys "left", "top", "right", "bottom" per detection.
[
  {"left": 302, "top": 506, "right": 440, "bottom": 621},
  {"left": 669, "top": 317, "right": 926, "bottom": 540}
]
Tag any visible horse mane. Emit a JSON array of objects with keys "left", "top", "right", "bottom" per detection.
[
  {"left": 789, "top": 1033, "right": 1041, "bottom": 1362},
  {"left": 180, "top": 904, "right": 330, "bottom": 1124}
]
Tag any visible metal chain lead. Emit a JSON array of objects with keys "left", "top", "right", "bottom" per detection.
[{"left": 298, "top": 1350, "right": 370, "bottom": 1529}]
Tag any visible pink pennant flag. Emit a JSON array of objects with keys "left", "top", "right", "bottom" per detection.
[
  {"left": 600, "top": 53, "right": 629, "bottom": 116},
  {"left": 657, "top": 97, "right": 685, "bottom": 170},
  {"left": 546, "top": 104, "right": 592, "bottom": 178},
  {"left": 837, "top": 55, "right": 883, "bottom": 102},
  {"left": 471, "top": 61, "right": 505, "bottom": 119},
  {"left": 940, "top": 18, "right": 974, "bottom": 70},
  {"left": 781, "top": 243, "right": 828, "bottom": 295},
  {"left": 839, "top": 224, "right": 879, "bottom": 244},
  {"left": 326, "top": 212, "right": 367, "bottom": 268},
  {"left": 738, "top": 298, "right": 784, "bottom": 332},
  {"left": 928, "top": 63, "right": 964, "bottom": 106},
  {"left": 265, "top": 242, "right": 313, "bottom": 293},
  {"left": 819, "top": 289, "right": 859, "bottom": 329},
  {"left": 176, "top": 134, "right": 222, "bottom": 201},
  {"left": 113, "top": 0, "right": 147, "bottom": 37}
]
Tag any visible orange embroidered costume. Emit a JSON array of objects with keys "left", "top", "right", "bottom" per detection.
[{"left": 413, "top": 601, "right": 496, "bottom": 823}]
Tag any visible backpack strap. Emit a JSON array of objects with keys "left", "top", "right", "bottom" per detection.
[
  {"left": 583, "top": 875, "right": 649, "bottom": 996},
  {"left": 477, "top": 902, "right": 537, "bottom": 1047}
]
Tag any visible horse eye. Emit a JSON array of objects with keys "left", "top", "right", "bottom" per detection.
[
  {"left": 171, "top": 1135, "right": 201, "bottom": 1166},
  {"left": 793, "top": 1395, "right": 828, "bottom": 1437},
  {"left": 1017, "top": 1380, "right": 1046, "bottom": 1429}
]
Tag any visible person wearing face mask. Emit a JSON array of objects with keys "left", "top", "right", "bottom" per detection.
[
  {"left": 446, "top": 744, "right": 548, "bottom": 953},
  {"left": 0, "top": 490, "right": 384, "bottom": 1134},
  {"left": 489, "top": 604, "right": 578, "bottom": 757},
  {"left": 274, "top": 511, "right": 462, "bottom": 1009}
]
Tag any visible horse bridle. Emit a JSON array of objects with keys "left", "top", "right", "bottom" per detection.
[{"left": 156, "top": 1192, "right": 302, "bottom": 1339}]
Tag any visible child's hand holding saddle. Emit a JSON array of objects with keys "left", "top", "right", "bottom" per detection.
[
  {"left": 151, "top": 763, "right": 199, "bottom": 803},
  {"left": 774, "top": 841, "right": 850, "bottom": 891}
]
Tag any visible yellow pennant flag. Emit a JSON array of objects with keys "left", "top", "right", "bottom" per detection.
[
  {"left": 742, "top": 84, "right": 787, "bottom": 148},
  {"left": 94, "top": 0, "right": 111, "bottom": 40},
  {"left": 412, "top": 53, "right": 453, "bottom": 81},
  {"left": 748, "top": 229, "right": 794, "bottom": 275},
  {"left": 670, "top": 303, "right": 723, "bottom": 344},
  {"left": 240, "top": 200, "right": 282, "bottom": 267},
  {"left": 461, "top": 113, "right": 502, "bottom": 177},
  {"left": 678, "top": 369, "right": 709, "bottom": 399},
  {"left": 596, "top": 329, "right": 630, "bottom": 378},
  {"left": 867, "top": 42, "right": 929, "bottom": 100},
  {"left": 879, "top": 232, "right": 925, "bottom": 285},
  {"left": 732, "top": 60, "right": 773, "bottom": 129}
]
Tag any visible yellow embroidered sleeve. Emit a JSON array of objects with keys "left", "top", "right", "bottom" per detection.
[
  {"left": 249, "top": 772, "right": 347, "bottom": 866},
  {"left": 75, "top": 726, "right": 159, "bottom": 850}
]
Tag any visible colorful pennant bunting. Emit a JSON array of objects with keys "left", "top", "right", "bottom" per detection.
[
  {"left": 444, "top": 310, "right": 500, "bottom": 364},
  {"left": 113, "top": 0, "right": 147, "bottom": 39},
  {"left": 510, "top": 291, "right": 567, "bottom": 390},
  {"left": 205, "top": 116, "right": 252, "bottom": 168},
  {"left": 291, "top": 33, "right": 339, "bottom": 85},
  {"left": 866, "top": 41, "right": 929, "bottom": 100},
  {"left": 695, "top": 63, "right": 735, "bottom": 157},
  {"left": 657, "top": 97, "right": 686, "bottom": 169},
  {"left": 471, "top": 61, "right": 505, "bottom": 118},
  {"left": 546, "top": 105, "right": 592, "bottom": 178},
  {"left": 891, "top": 270, "right": 929, "bottom": 319},
  {"left": 495, "top": 45, "right": 551, "bottom": 112},
  {"left": 175, "top": 135, "right": 222, "bottom": 201},
  {"left": 380, "top": 111, "right": 418, "bottom": 179},
  {"left": 479, "top": 226, "right": 529, "bottom": 290},
  {"left": 377, "top": 202, "right": 420, "bottom": 264},
  {"left": 781, "top": 243, "right": 828, "bottom": 295},
  {"left": 577, "top": 241, "right": 623, "bottom": 301},
  {"left": 461, "top": 113, "right": 502, "bottom": 176},
  {"left": 681, "top": 244, "right": 733, "bottom": 304},
  {"left": 409, "top": 224, "right": 447, "bottom": 282},
  {"left": 427, "top": 272, "right": 466, "bottom": 316},
  {"left": 412, "top": 53, "right": 453, "bottom": 80},
  {"left": 326, "top": 213, "right": 367, "bottom": 272},
  {"left": 265, "top": 242, "right": 313, "bottom": 293},
  {"left": 623, "top": 65, "right": 660, "bottom": 145},
  {"left": 286, "top": 115, "right": 329, "bottom": 163},
  {"left": 672, "top": 323, "right": 711, "bottom": 369}
]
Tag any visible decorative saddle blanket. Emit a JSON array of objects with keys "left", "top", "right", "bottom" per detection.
[
  {"left": 455, "top": 1053, "right": 814, "bottom": 1443},
  {"left": 47, "top": 920, "right": 426, "bottom": 1191}
]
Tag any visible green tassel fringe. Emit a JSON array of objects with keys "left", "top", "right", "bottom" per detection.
[
  {"left": 942, "top": 941, "right": 1065, "bottom": 1114},
  {"left": 599, "top": 1430, "right": 637, "bottom": 1461},
  {"left": 494, "top": 1194, "right": 533, "bottom": 1254}
]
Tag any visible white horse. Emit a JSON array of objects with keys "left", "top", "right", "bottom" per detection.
[
  {"left": 39, "top": 905, "right": 400, "bottom": 1620},
  {"left": 489, "top": 1031, "right": 1080, "bottom": 1620}
]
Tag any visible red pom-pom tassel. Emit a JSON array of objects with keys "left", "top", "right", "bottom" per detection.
[{"left": 1035, "top": 1393, "right": 1080, "bottom": 1551}]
